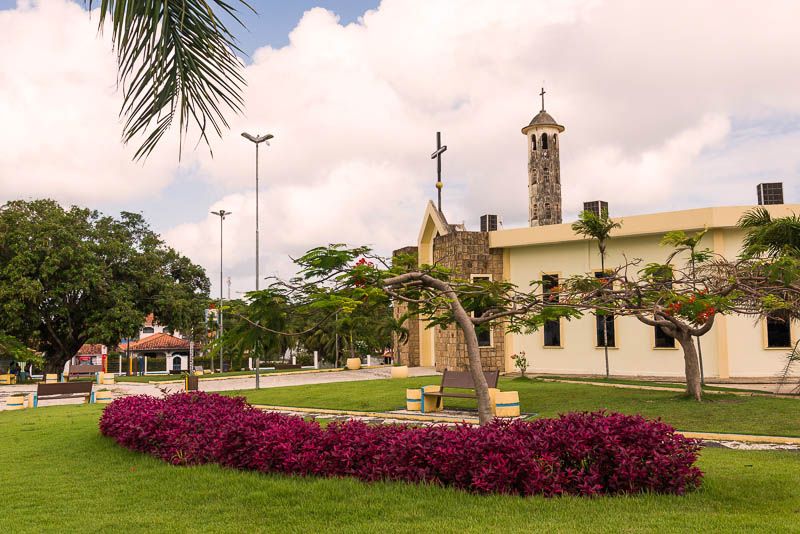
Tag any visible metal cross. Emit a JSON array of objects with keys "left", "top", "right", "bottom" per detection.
[
  {"left": 540, "top": 87, "right": 546, "bottom": 112},
  {"left": 430, "top": 131, "right": 447, "bottom": 213}
]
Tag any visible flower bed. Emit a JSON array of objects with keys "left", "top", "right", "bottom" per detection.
[{"left": 99, "top": 392, "right": 703, "bottom": 496}]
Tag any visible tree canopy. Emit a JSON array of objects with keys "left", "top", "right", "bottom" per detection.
[{"left": 0, "top": 199, "right": 210, "bottom": 371}]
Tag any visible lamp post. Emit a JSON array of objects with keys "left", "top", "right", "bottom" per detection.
[
  {"left": 241, "top": 131, "right": 273, "bottom": 389},
  {"left": 211, "top": 209, "right": 231, "bottom": 374}
]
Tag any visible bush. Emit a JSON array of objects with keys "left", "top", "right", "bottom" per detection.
[{"left": 100, "top": 393, "right": 703, "bottom": 496}]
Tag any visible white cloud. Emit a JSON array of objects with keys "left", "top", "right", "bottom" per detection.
[
  {"left": 3, "top": 0, "right": 800, "bottom": 296},
  {"left": 0, "top": 0, "right": 181, "bottom": 203}
]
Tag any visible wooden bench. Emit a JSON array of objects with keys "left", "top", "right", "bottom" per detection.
[
  {"left": 421, "top": 369, "right": 500, "bottom": 411},
  {"left": 67, "top": 365, "right": 103, "bottom": 380},
  {"left": 34, "top": 382, "right": 94, "bottom": 407}
]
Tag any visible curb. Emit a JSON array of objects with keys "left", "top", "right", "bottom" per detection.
[{"left": 252, "top": 404, "right": 800, "bottom": 444}]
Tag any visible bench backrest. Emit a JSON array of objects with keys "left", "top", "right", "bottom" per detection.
[
  {"left": 440, "top": 369, "right": 499, "bottom": 390},
  {"left": 69, "top": 365, "right": 103, "bottom": 376},
  {"left": 37, "top": 382, "right": 93, "bottom": 397}
]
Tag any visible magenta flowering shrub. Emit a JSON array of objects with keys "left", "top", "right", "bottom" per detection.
[{"left": 100, "top": 393, "right": 703, "bottom": 496}]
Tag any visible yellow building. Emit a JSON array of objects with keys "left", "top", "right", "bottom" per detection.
[{"left": 398, "top": 100, "right": 798, "bottom": 380}]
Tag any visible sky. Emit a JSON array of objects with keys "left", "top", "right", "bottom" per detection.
[{"left": 1, "top": 0, "right": 799, "bottom": 298}]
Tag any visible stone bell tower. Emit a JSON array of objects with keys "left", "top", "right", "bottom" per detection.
[{"left": 522, "top": 88, "right": 565, "bottom": 226}]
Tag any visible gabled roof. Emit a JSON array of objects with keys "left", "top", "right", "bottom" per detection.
[
  {"left": 77, "top": 343, "right": 105, "bottom": 356},
  {"left": 417, "top": 200, "right": 452, "bottom": 245},
  {"left": 122, "top": 333, "right": 189, "bottom": 352}
]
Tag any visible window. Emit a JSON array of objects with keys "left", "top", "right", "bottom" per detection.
[
  {"left": 766, "top": 311, "right": 792, "bottom": 348},
  {"left": 553, "top": 134, "right": 557, "bottom": 148},
  {"left": 542, "top": 274, "right": 561, "bottom": 347},
  {"left": 541, "top": 133, "right": 549, "bottom": 150},
  {"left": 142, "top": 326, "right": 154, "bottom": 334},
  {"left": 472, "top": 275, "right": 492, "bottom": 347},
  {"left": 542, "top": 167, "right": 550, "bottom": 183},
  {"left": 654, "top": 325, "right": 675, "bottom": 348},
  {"left": 594, "top": 272, "right": 616, "bottom": 347},
  {"left": 531, "top": 135, "right": 536, "bottom": 151},
  {"left": 532, "top": 204, "right": 538, "bottom": 219},
  {"left": 544, "top": 203, "right": 552, "bottom": 220}
]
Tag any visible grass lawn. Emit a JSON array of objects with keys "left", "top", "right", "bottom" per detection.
[
  {"left": 231, "top": 377, "right": 800, "bottom": 437},
  {"left": 115, "top": 369, "right": 304, "bottom": 383},
  {"left": 538, "top": 375, "right": 778, "bottom": 395},
  {"left": 1, "top": 405, "right": 798, "bottom": 533}
]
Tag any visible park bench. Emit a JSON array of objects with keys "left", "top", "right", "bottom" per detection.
[
  {"left": 421, "top": 369, "right": 500, "bottom": 411},
  {"left": 67, "top": 365, "right": 103, "bottom": 380},
  {"left": 34, "top": 382, "right": 94, "bottom": 407}
]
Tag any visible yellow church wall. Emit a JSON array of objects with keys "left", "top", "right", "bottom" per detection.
[{"left": 503, "top": 218, "right": 799, "bottom": 379}]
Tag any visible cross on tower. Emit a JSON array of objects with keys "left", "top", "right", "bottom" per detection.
[
  {"left": 430, "top": 131, "right": 448, "bottom": 213},
  {"left": 540, "top": 87, "right": 546, "bottom": 112}
]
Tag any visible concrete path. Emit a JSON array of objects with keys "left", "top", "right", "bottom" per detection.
[{"left": 0, "top": 367, "right": 440, "bottom": 409}]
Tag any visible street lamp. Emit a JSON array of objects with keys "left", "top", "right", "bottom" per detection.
[
  {"left": 242, "top": 131, "right": 273, "bottom": 389},
  {"left": 211, "top": 209, "right": 231, "bottom": 374}
]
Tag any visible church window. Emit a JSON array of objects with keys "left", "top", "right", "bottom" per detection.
[
  {"left": 766, "top": 311, "right": 792, "bottom": 348},
  {"left": 542, "top": 167, "right": 550, "bottom": 183},
  {"left": 544, "top": 203, "right": 552, "bottom": 220},
  {"left": 553, "top": 134, "right": 557, "bottom": 148},
  {"left": 542, "top": 274, "right": 561, "bottom": 347},
  {"left": 541, "top": 133, "right": 549, "bottom": 150},
  {"left": 594, "top": 272, "right": 616, "bottom": 347},
  {"left": 531, "top": 136, "right": 536, "bottom": 151},
  {"left": 654, "top": 326, "right": 675, "bottom": 348},
  {"left": 471, "top": 275, "right": 493, "bottom": 347}
]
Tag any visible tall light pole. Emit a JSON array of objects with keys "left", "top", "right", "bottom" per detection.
[
  {"left": 211, "top": 209, "right": 231, "bottom": 374},
  {"left": 241, "top": 131, "right": 273, "bottom": 389}
]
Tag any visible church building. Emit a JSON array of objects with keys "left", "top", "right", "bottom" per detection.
[{"left": 395, "top": 95, "right": 798, "bottom": 380}]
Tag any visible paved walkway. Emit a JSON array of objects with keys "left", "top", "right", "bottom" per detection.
[{"left": 0, "top": 367, "right": 440, "bottom": 409}]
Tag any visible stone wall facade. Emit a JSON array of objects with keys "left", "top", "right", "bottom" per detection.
[
  {"left": 392, "top": 246, "right": 420, "bottom": 367},
  {"left": 432, "top": 231, "right": 506, "bottom": 373}
]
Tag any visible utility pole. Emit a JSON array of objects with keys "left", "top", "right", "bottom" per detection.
[
  {"left": 211, "top": 209, "right": 231, "bottom": 374},
  {"left": 242, "top": 132, "right": 273, "bottom": 388}
]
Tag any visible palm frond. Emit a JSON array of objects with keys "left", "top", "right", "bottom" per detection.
[{"left": 89, "top": 0, "right": 254, "bottom": 160}]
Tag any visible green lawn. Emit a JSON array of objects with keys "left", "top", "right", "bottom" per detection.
[
  {"left": 1, "top": 405, "right": 798, "bottom": 533},
  {"left": 538, "top": 375, "right": 777, "bottom": 395},
  {"left": 231, "top": 377, "right": 800, "bottom": 437}
]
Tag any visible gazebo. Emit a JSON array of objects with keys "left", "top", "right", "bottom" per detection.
[{"left": 121, "top": 333, "right": 191, "bottom": 374}]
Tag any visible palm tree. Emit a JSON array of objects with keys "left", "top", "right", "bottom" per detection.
[
  {"left": 89, "top": 1, "right": 253, "bottom": 160},
  {"left": 572, "top": 209, "right": 622, "bottom": 377},
  {"left": 738, "top": 207, "right": 800, "bottom": 258}
]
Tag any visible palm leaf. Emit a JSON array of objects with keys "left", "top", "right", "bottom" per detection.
[{"left": 89, "top": 1, "right": 254, "bottom": 160}]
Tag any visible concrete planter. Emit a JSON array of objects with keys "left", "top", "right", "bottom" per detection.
[
  {"left": 390, "top": 365, "right": 409, "bottom": 379},
  {"left": 493, "top": 390, "right": 521, "bottom": 417},
  {"left": 99, "top": 373, "right": 115, "bottom": 386},
  {"left": 405, "top": 388, "right": 421, "bottom": 411},
  {"left": 346, "top": 358, "right": 361, "bottom": 370}
]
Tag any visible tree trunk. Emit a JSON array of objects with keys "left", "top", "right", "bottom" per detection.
[
  {"left": 44, "top": 351, "right": 70, "bottom": 374},
  {"left": 675, "top": 331, "right": 703, "bottom": 401}
]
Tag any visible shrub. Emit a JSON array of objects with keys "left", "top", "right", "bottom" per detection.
[{"left": 100, "top": 393, "right": 703, "bottom": 496}]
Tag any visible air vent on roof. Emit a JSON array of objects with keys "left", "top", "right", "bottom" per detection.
[
  {"left": 757, "top": 183, "right": 784, "bottom": 205},
  {"left": 583, "top": 200, "right": 609, "bottom": 217}
]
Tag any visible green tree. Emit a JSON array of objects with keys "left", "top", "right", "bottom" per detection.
[
  {"left": 738, "top": 207, "right": 800, "bottom": 258},
  {"left": 571, "top": 208, "right": 621, "bottom": 377},
  {"left": 0, "top": 199, "right": 210, "bottom": 372},
  {"left": 88, "top": 1, "right": 253, "bottom": 159}
]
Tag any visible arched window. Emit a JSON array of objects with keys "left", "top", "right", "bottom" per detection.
[
  {"left": 531, "top": 135, "right": 536, "bottom": 151},
  {"left": 172, "top": 356, "right": 182, "bottom": 371},
  {"left": 542, "top": 167, "right": 550, "bottom": 183},
  {"left": 553, "top": 134, "right": 557, "bottom": 148},
  {"left": 541, "top": 133, "right": 549, "bottom": 150},
  {"left": 544, "top": 202, "right": 552, "bottom": 220}
]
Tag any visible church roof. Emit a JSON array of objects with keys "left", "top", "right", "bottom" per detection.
[{"left": 522, "top": 110, "right": 565, "bottom": 133}]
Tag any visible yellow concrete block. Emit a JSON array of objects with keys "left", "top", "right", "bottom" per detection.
[
  {"left": 100, "top": 373, "right": 115, "bottom": 385},
  {"left": 95, "top": 390, "right": 114, "bottom": 404},
  {"left": 487, "top": 388, "right": 500, "bottom": 415},
  {"left": 5, "top": 394, "right": 27, "bottom": 410},
  {"left": 0, "top": 374, "right": 16, "bottom": 385},
  {"left": 494, "top": 390, "right": 521, "bottom": 418},
  {"left": 44, "top": 374, "right": 58, "bottom": 384},
  {"left": 390, "top": 365, "right": 409, "bottom": 379},
  {"left": 406, "top": 388, "right": 422, "bottom": 412},
  {"left": 421, "top": 385, "right": 443, "bottom": 413},
  {"left": 346, "top": 358, "right": 361, "bottom": 370}
]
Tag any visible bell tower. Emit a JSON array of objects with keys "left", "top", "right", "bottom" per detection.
[{"left": 522, "top": 88, "right": 565, "bottom": 226}]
